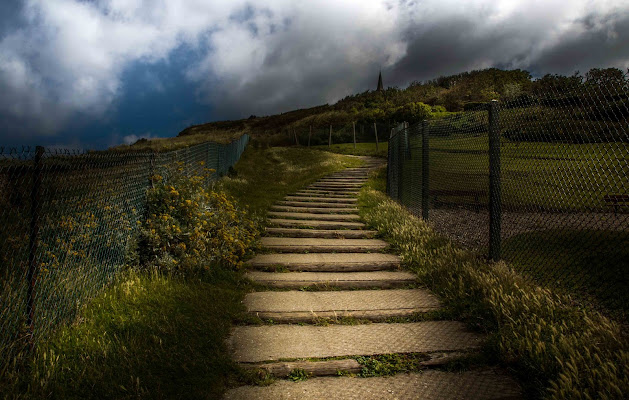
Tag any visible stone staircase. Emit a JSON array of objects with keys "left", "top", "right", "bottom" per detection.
[{"left": 224, "top": 158, "right": 521, "bottom": 399}]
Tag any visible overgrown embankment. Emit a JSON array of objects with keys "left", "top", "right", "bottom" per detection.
[
  {"left": 358, "top": 167, "right": 629, "bottom": 399},
  {"left": 1, "top": 147, "right": 362, "bottom": 399}
]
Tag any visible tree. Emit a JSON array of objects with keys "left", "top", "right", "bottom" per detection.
[
  {"left": 532, "top": 73, "right": 583, "bottom": 94},
  {"left": 585, "top": 67, "right": 627, "bottom": 90},
  {"left": 394, "top": 102, "right": 432, "bottom": 123}
]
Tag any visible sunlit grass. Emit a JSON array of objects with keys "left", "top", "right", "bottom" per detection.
[
  {"left": 311, "top": 142, "right": 389, "bottom": 158},
  {"left": 1, "top": 269, "right": 247, "bottom": 399},
  {"left": 111, "top": 132, "right": 243, "bottom": 152}
]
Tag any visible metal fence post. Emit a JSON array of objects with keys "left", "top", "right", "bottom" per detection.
[
  {"left": 217, "top": 144, "right": 222, "bottom": 176},
  {"left": 397, "top": 127, "right": 406, "bottom": 201},
  {"left": 374, "top": 122, "right": 379, "bottom": 151},
  {"left": 353, "top": 122, "right": 356, "bottom": 150},
  {"left": 205, "top": 143, "right": 211, "bottom": 187},
  {"left": 26, "top": 145, "right": 44, "bottom": 346},
  {"left": 421, "top": 120, "right": 430, "bottom": 220},
  {"left": 386, "top": 134, "right": 392, "bottom": 196},
  {"left": 488, "top": 100, "right": 502, "bottom": 261},
  {"left": 149, "top": 151, "right": 156, "bottom": 188},
  {"left": 308, "top": 125, "right": 312, "bottom": 147},
  {"left": 328, "top": 125, "right": 332, "bottom": 147}
]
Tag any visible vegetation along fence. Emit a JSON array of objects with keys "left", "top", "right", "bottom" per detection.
[
  {"left": 0, "top": 134, "right": 249, "bottom": 358},
  {"left": 386, "top": 82, "right": 628, "bottom": 319}
]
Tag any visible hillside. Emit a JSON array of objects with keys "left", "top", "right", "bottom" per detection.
[{"left": 122, "top": 66, "right": 628, "bottom": 150}]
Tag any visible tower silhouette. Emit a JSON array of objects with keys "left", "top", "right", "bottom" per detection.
[{"left": 377, "top": 71, "right": 384, "bottom": 91}]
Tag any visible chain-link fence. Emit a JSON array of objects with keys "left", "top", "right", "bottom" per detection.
[
  {"left": 387, "top": 83, "right": 628, "bottom": 320},
  {"left": 0, "top": 135, "right": 249, "bottom": 360},
  {"left": 281, "top": 122, "right": 392, "bottom": 147}
]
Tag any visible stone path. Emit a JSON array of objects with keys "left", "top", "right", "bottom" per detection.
[{"left": 224, "top": 157, "right": 521, "bottom": 399}]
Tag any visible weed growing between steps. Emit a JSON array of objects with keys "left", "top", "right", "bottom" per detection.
[{"left": 358, "top": 168, "right": 629, "bottom": 399}]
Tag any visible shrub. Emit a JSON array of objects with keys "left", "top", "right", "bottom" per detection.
[{"left": 138, "top": 163, "right": 259, "bottom": 273}]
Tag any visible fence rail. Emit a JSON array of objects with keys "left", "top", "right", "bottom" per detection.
[
  {"left": 0, "top": 135, "right": 249, "bottom": 359},
  {"left": 387, "top": 83, "right": 628, "bottom": 319}
]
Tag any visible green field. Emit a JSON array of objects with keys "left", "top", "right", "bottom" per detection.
[
  {"left": 393, "top": 135, "right": 629, "bottom": 211},
  {"left": 317, "top": 138, "right": 629, "bottom": 211}
]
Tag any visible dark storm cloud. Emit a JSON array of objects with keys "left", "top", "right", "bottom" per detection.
[
  {"left": 528, "top": 11, "right": 629, "bottom": 75},
  {"left": 196, "top": 1, "right": 629, "bottom": 121},
  {"left": 0, "top": 1, "right": 628, "bottom": 146},
  {"left": 376, "top": 6, "right": 629, "bottom": 87}
]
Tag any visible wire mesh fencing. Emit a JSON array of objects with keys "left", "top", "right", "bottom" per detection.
[
  {"left": 282, "top": 121, "right": 392, "bottom": 147},
  {"left": 387, "top": 82, "right": 628, "bottom": 319},
  {"left": 0, "top": 135, "right": 249, "bottom": 360}
]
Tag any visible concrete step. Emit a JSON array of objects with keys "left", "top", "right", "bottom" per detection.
[
  {"left": 260, "top": 237, "right": 387, "bottom": 253},
  {"left": 267, "top": 212, "right": 360, "bottom": 221},
  {"left": 317, "top": 178, "right": 368, "bottom": 182},
  {"left": 307, "top": 185, "right": 362, "bottom": 191},
  {"left": 244, "top": 289, "right": 441, "bottom": 322},
  {"left": 265, "top": 227, "right": 376, "bottom": 239},
  {"left": 228, "top": 321, "right": 483, "bottom": 363},
  {"left": 245, "top": 253, "right": 401, "bottom": 272},
  {"left": 268, "top": 219, "right": 366, "bottom": 230},
  {"left": 245, "top": 271, "right": 417, "bottom": 289},
  {"left": 293, "top": 191, "right": 357, "bottom": 198},
  {"left": 310, "top": 182, "right": 364, "bottom": 187},
  {"left": 223, "top": 369, "right": 522, "bottom": 400},
  {"left": 284, "top": 196, "right": 357, "bottom": 203},
  {"left": 296, "top": 191, "right": 360, "bottom": 197},
  {"left": 308, "top": 187, "right": 363, "bottom": 192},
  {"left": 271, "top": 205, "right": 358, "bottom": 214},
  {"left": 279, "top": 200, "right": 357, "bottom": 208},
  {"left": 299, "top": 188, "right": 359, "bottom": 193}
]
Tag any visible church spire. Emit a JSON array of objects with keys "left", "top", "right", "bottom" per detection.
[{"left": 377, "top": 70, "right": 384, "bottom": 91}]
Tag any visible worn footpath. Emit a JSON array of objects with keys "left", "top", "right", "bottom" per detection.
[{"left": 223, "top": 157, "right": 522, "bottom": 399}]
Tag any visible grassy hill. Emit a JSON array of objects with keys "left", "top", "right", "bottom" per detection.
[{"left": 117, "top": 66, "right": 628, "bottom": 151}]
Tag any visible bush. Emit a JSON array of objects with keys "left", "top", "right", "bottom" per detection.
[
  {"left": 138, "top": 163, "right": 259, "bottom": 273},
  {"left": 394, "top": 102, "right": 432, "bottom": 123}
]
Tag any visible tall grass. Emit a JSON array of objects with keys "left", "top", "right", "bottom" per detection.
[{"left": 359, "top": 168, "right": 629, "bottom": 399}]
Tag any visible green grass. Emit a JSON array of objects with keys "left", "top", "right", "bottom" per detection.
[
  {"left": 110, "top": 132, "right": 243, "bottom": 152},
  {"left": 358, "top": 168, "right": 629, "bottom": 399},
  {"left": 219, "top": 145, "right": 364, "bottom": 215},
  {"left": 311, "top": 142, "right": 389, "bottom": 158},
  {"left": 398, "top": 135, "right": 629, "bottom": 211},
  {"left": 2, "top": 269, "right": 248, "bottom": 399}
]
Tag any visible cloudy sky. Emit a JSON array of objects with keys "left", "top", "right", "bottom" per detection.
[{"left": 0, "top": 0, "right": 628, "bottom": 148}]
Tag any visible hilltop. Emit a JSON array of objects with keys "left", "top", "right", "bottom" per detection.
[{"left": 120, "top": 66, "right": 627, "bottom": 150}]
